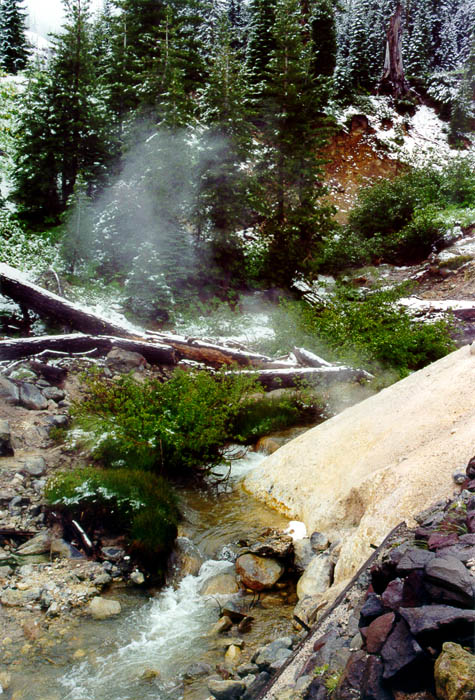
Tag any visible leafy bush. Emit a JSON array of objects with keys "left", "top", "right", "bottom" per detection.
[
  {"left": 232, "top": 388, "right": 325, "bottom": 442},
  {"left": 274, "top": 286, "right": 456, "bottom": 376},
  {"left": 45, "top": 467, "right": 180, "bottom": 564},
  {"left": 72, "top": 368, "right": 259, "bottom": 477},
  {"left": 342, "top": 159, "right": 475, "bottom": 266}
]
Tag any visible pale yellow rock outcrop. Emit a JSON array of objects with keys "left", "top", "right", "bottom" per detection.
[{"left": 244, "top": 345, "right": 475, "bottom": 586}]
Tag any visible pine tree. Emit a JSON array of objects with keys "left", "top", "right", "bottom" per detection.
[
  {"left": 254, "top": 0, "right": 335, "bottom": 284},
  {"left": 14, "top": 0, "right": 111, "bottom": 219},
  {"left": 246, "top": 0, "right": 277, "bottom": 83},
  {"left": 196, "top": 14, "right": 253, "bottom": 274},
  {"left": 0, "top": 0, "right": 28, "bottom": 74},
  {"left": 61, "top": 174, "right": 96, "bottom": 275}
]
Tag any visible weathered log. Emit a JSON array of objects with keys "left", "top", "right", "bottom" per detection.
[
  {"left": 229, "top": 365, "right": 374, "bottom": 390},
  {"left": 0, "top": 263, "right": 136, "bottom": 338},
  {"left": 146, "top": 331, "right": 272, "bottom": 368},
  {"left": 293, "top": 347, "right": 333, "bottom": 368},
  {"left": 0, "top": 333, "right": 177, "bottom": 365}
]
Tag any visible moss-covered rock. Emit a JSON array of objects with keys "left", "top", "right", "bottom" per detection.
[{"left": 434, "top": 642, "right": 475, "bottom": 700}]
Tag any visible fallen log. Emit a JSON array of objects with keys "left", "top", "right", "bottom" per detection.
[
  {"left": 229, "top": 365, "right": 374, "bottom": 390},
  {"left": 0, "top": 333, "right": 177, "bottom": 365},
  {"left": 0, "top": 263, "right": 137, "bottom": 338}
]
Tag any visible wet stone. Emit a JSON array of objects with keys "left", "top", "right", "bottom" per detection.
[
  {"left": 253, "top": 638, "right": 293, "bottom": 670},
  {"left": 249, "top": 532, "right": 293, "bottom": 559},
  {"left": 235, "top": 553, "right": 284, "bottom": 591},
  {"left": 207, "top": 679, "right": 246, "bottom": 700},
  {"left": 184, "top": 662, "right": 213, "bottom": 680}
]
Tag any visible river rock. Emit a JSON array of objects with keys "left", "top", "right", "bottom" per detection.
[
  {"left": 209, "top": 615, "right": 233, "bottom": 635},
  {"left": 207, "top": 679, "right": 246, "bottom": 700},
  {"left": 235, "top": 553, "right": 284, "bottom": 591},
  {"left": 17, "top": 532, "right": 50, "bottom": 555},
  {"left": 169, "top": 537, "right": 204, "bottom": 580},
  {"left": 249, "top": 532, "right": 293, "bottom": 559},
  {"left": 0, "top": 420, "right": 14, "bottom": 457},
  {"left": 106, "top": 348, "right": 146, "bottom": 372},
  {"left": 296, "top": 554, "right": 333, "bottom": 600},
  {"left": 293, "top": 594, "right": 325, "bottom": 629},
  {"left": 434, "top": 642, "right": 475, "bottom": 700},
  {"left": 424, "top": 555, "right": 474, "bottom": 605},
  {"left": 87, "top": 596, "right": 121, "bottom": 619},
  {"left": 253, "top": 638, "right": 293, "bottom": 670},
  {"left": 0, "top": 377, "right": 19, "bottom": 405},
  {"left": 101, "top": 546, "right": 125, "bottom": 562},
  {"left": 19, "top": 383, "right": 48, "bottom": 410},
  {"left": 21, "top": 456, "right": 46, "bottom": 477},
  {"left": 200, "top": 572, "right": 239, "bottom": 596},
  {"left": 184, "top": 662, "right": 213, "bottom": 679},
  {"left": 225, "top": 644, "right": 241, "bottom": 666},
  {"left": 130, "top": 570, "right": 145, "bottom": 585}
]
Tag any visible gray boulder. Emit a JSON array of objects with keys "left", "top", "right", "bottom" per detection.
[
  {"left": 17, "top": 532, "right": 50, "bottom": 555},
  {"left": 42, "top": 386, "right": 65, "bottom": 402},
  {"left": 253, "top": 638, "right": 293, "bottom": 670},
  {"left": 106, "top": 348, "right": 146, "bottom": 373},
  {"left": 21, "top": 456, "right": 46, "bottom": 477},
  {"left": 19, "top": 383, "right": 48, "bottom": 410},
  {"left": 207, "top": 679, "right": 246, "bottom": 700},
  {"left": 0, "top": 377, "right": 19, "bottom": 405}
]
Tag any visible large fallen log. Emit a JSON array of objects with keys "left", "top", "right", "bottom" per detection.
[
  {"left": 230, "top": 365, "right": 374, "bottom": 390},
  {"left": 0, "top": 263, "right": 272, "bottom": 368},
  {"left": 0, "top": 333, "right": 176, "bottom": 364},
  {"left": 0, "top": 263, "right": 136, "bottom": 337}
]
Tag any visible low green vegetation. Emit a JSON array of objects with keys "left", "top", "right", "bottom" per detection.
[
  {"left": 45, "top": 467, "right": 180, "bottom": 568},
  {"left": 269, "top": 285, "right": 455, "bottom": 377},
  {"left": 321, "top": 158, "right": 475, "bottom": 270}
]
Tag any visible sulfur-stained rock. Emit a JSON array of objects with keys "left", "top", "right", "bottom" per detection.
[
  {"left": 235, "top": 553, "right": 284, "bottom": 591},
  {"left": 434, "top": 642, "right": 475, "bottom": 700}
]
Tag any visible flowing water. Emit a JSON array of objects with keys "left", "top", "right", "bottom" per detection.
[{"left": 9, "top": 451, "right": 294, "bottom": 700}]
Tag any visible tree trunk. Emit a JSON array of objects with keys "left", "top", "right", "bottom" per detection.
[
  {"left": 229, "top": 365, "right": 374, "bottom": 390},
  {"left": 379, "top": 2, "right": 409, "bottom": 99}
]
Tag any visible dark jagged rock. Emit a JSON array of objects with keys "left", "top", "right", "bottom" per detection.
[
  {"left": 424, "top": 556, "right": 474, "bottom": 606},
  {"left": 436, "top": 542, "right": 475, "bottom": 563},
  {"left": 365, "top": 612, "right": 395, "bottom": 654},
  {"left": 380, "top": 619, "right": 425, "bottom": 679},
  {"left": 381, "top": 578, "right": 404, "bottom": 610},
  {"left": 361, "top": 655, "right": 393, "bottom": 700},
  {"left": 370, "top": 561, "right": 398, "bottom": 593},
  {"left": 359, "top": 593, "right": 385, "bottom": 627},
  {"left": 333, "top": 651, "right": 368, "bottom": 699},
  {"left": 427, "top": 533, "right": 459, "bottom": 551},
  {"left": 466, "top": 511, "right": 475, "bottom": 533},
  {"left": 396, "top": 549, "right": 435, "bottom": 575},
  {"left": 466, "top": 456, "right": 475, "bottom": 480},
  {"left": 241, "top": 672, "right": 270, "bottom": 700},
  {"left": 402, "top": 570, "right": 430, "bottom": 607},
  {"left": 399, "top": 605, "right": 475, "bottom": 640}
]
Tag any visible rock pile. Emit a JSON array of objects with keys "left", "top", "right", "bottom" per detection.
[{"left": 295, "top": 461, "right": 475, "bottom": 700}]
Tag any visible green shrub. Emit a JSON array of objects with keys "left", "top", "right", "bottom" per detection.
[
  {"left": 45, "top": 467, "right": 180, "bottom": 564},
  {"left": 72, "top": 368, "right": 259, "bottom": 477},
  {"left": 345, "top": 159, "right": 475, "bottom": 266},
  {"left": 232, "top": 388, "right": 324, "bottom": 442},
  {"left": 275, "top": 285, "right": 456, "bottom": 376}
]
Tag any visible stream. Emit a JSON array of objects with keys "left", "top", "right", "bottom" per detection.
[{"left": 9, "top": 451, "right": 296, "bottom": 700}]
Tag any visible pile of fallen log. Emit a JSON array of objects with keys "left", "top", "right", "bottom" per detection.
[{"left": 0, "top": 263, "right": 373, "bottom": 389}]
